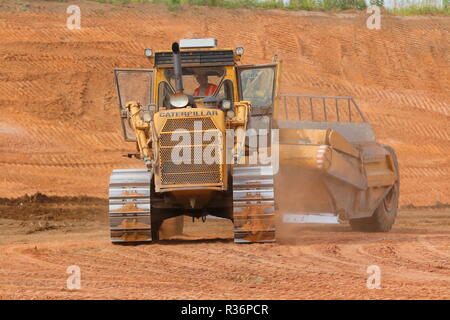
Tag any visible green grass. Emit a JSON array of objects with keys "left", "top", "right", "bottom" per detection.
[
  {"left": 390, "top": 2, "right": 449, "bottom": 15},
  {"left": 91, "top": 0, "right": 368, "bottom": 10},
  {"left": 84, "top": 0, "right": 450, "bottom": 15}
]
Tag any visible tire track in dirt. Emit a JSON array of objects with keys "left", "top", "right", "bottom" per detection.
[
  {"left": 1, "top": 208, "right": 450, "bottom": 298},
  {"left": 2, "top": 229, "right": 449, "bottom": 299},
  {"left": 355, "top": 236, "right": 450, "bottom": 284}
]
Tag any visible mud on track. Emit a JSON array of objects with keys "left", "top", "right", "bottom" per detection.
[{"left": 0, "top": 203, "right": 449, "bottom": 299}]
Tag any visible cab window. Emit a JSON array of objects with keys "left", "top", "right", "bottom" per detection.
[
  {"left": 239, "top": 67, "right": 275, "bottom": 108},
  {"left": 217, "top": 79, "right": 234, "bottom": 102},
  {"left": 164, "top": 67, "right": 225, "bottom": 97},
  {"left": 158, "top": 81, "right": 174, "bottom": 109}
]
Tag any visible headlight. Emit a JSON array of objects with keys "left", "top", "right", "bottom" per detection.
[
  {"left": 235, "top": 46, "right": 244, "bottom": 56},
  {"left": 226, "top": 110, "right": 235, "bottom": 119},
  {"left": 222, "top": 100, "right": 231, "bottom": 110},
  {"left": 144, "top": 48, "right": 153, "bottom": 58},
  {"left": 170, "top": 93, "right": 189, "bottom": 108},
  {"left": 142, "top": 111, "right": 152, "bottom": 123}
]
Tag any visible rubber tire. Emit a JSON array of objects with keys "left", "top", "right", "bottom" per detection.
[{"left": 349, "top": 145, "right": 400, "bottom": 232}]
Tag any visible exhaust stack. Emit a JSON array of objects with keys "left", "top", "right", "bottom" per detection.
[{"left": 172, "top": 42, "right": 183, "bottom": 94}]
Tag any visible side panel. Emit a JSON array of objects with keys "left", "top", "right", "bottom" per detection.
[
  {"left": 275, "top": 127, "right": 398, "bottom": 222},
  {"left": 274, "top": 120, "right": 376, "bottom": 143},
  {"left": 114, "top": 69, "right": 154, "bottom": 142}
]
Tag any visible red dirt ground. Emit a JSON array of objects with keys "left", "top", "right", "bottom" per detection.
[{"left": 0, "top": 204, "right": 449, "bottom": 299}]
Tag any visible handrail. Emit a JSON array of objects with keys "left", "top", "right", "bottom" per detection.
[{"left": 280, "top": 94, "right": 367, "bottom": 123}]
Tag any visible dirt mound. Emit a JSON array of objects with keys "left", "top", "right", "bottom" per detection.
[
  {"left": 0, "top": 192, "right": 104, "bottom": 205},
  {"left": 0, "top": 1, "right": 448, "bottom": 206}
]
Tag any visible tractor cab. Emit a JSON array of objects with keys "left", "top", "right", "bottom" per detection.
[{"left": 113, "top": 38, "right": 279, "bottom": 142}]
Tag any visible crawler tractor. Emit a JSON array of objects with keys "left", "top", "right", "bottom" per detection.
[{"left": 109, "top": 38, "right": 400, "bottom": 243}]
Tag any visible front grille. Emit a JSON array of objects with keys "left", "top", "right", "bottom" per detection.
[
  {"left": 159, "top": 132, "right": 221, "bottom": 147},
  {"left": 160, "top": 171, "right": 222, "bottom": 186},
  {"left": 155, "top": 50, "right": 235, "bottom": 67},
  {"left": 162, "top": 117, "right": 216, "bottom": 132},
  {"left": 159, "top": 117, "right": 223, "bottom": 186}
]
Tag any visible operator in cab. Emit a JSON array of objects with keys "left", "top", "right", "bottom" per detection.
[{"left": 193, "top": 74, "right": 217, "bottom": 97}]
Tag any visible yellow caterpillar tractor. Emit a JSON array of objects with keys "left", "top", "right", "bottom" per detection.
[{"left": 109, "top": 38, "right": 399, "bottom": 244}]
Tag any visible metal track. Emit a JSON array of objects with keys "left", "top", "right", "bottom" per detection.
[
  {"left": 109, "top": 169, "right": 152, "bottom": 243},
  {"left": 232, "top": 165, "right": 276, "bottom": 243}
]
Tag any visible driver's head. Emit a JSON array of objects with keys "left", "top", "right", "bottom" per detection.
[{"left": 195, "top": 74, "right": 208, "bottom": 87}]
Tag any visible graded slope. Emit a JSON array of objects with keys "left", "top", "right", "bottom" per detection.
[{"left": 0, "top": 1, "right": 448, "bottom": 205}]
